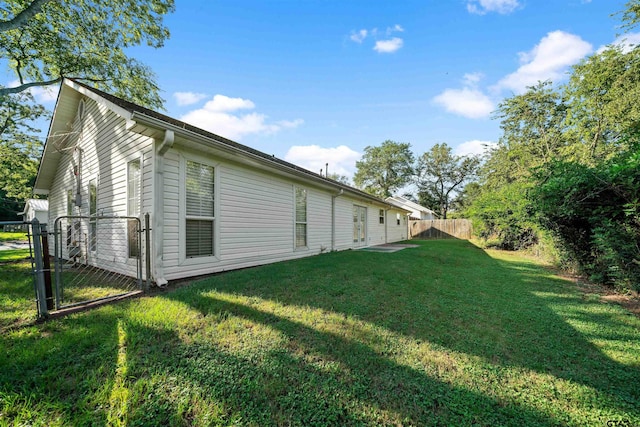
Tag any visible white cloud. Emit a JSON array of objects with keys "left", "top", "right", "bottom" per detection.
[
  {"left": 173, "top": 91, "right": 208, "bottom": 106},
  {"left": 350, "top": 29, "right": 368, "bottom": 43},
  {"left": 463, "top": 72, "right": 484, "bottom": 86},
  {"left": 454, "top": 140, "right": 497, "bottom": 157},
  {"left": 386, "top": 24, "right": 404, "bottom": 35},
  {"left": 30, "top": 85, "right": 58, "bottom": 103},
  {"left": 284, "top": 145, "right": 361, "bottom": 177},
  {"left": 374, "top": 37, "right": 404, "bottom": 53},
  {"left": 8, "top": 80, "right": 58, "bottom": 103},
  {"left": 598, "top": 32, "right": 640, "bottom": 54},
  {"left": 467, "top": 0, "right": 521, "bottom": 15},
  {"left": 277, "top": 119, "right": 304, "bottom": 129},
  {"left": 180, "top": 95, "right": 302, "bottom": 140},
  {"left": 433, "top": 87, "right": 494, "bottom": 119},
  {"left": 496, "top": 31, "right": 592, "bottom": 93},
  {"left": 202, "top": 94, "right": 255, "bottom": 112},
  {"left": 349, "top": 25, "right": 404, "bottom": 53}
]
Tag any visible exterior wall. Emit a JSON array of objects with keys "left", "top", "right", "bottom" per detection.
[
  {"left": 22, "top": 207, "right": 48, "bottom": 224},
  {"left": 159, "top": 145, "right": 403, "bottom": 280},
  {"left": 47, "top": 96, "right": 153, "bottom": 277},
  {"left": 45, "top": 90, "right": 412, "bottom": 283},
  {"left": 387, "top": 209, "right": 409, "bottom": 242},
  {"left": 161, "top": 147, "right": 338, "bottom": 280}
]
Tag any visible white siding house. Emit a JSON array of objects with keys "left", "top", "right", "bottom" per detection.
[
  {"left": 34, "top": 79, "right": 410, "bottom": 284},
  {"left": 386, "top": 196, "right": 437, "bottom": 220},
  {"left": 19, "top": 199, "right": 49, "bottom": 224}
]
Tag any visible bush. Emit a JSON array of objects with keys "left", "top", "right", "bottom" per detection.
[
  {"left": 467, "top": 182, "right": 539, "bottom": 251},
  {"left": 531, "top": 154, "right": 640, "bottom": 291}
]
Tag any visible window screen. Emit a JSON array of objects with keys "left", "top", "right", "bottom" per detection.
[{"left": 185, "top": 161, "right": 215, "bottom": 257}]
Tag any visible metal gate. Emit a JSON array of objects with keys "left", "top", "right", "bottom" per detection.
[{"left": 52, "top": 215, "right": 144, "bottom": 310}]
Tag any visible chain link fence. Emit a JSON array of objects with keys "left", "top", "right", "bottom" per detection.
[{"left": 51, "top": 215, "right": 145, "bottom": 310}]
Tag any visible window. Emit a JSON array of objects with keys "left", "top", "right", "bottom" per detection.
[
  {"left": 127, "top": 160, "right": 140, "bottom": 217},
  {"left": 397, "top": 213, "right": 401, "bottom": 226},
  {"left": 379, "top": 209, "right": 385, "bottom": 224},
  {"left": 127, "top": 160, "right": 140, "bottom": 258},
  {"left": 67, "top": 190, "right": 73, "bottom": 216},
  {"left": 295, "top": 187, "right": 307, "bottom": 248},
  {"left": 185, "top": 160, "right": 215, "bottom": 257},
  {"left": 89, "top": 179, "right": 97, "bottom": 252}
]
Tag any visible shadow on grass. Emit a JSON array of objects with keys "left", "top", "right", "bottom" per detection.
[
  {"left": 131, "top": 295, "right": 559, "bottom": 426},
  {"left": 184, "top": 240, "right": 640, "bottom": 418},
  {"left": 1, "top": 240, "right": 638, "bottom": 425},
  {"left": 0, "top": 311, "right": 120, "bottom": 426},
  {"left": 0, "top": 259, "right": 36, "bottom": 329}
]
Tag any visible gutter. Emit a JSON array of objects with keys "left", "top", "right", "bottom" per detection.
[
  {"left": 130, "top": 111, "right": 399, "bottom": 209},
  {"left": 331, "top": 189, "right": 344, "bottom": 251},
  {"left": 152, "top": 129, "right": 174, "bottom": 287}
]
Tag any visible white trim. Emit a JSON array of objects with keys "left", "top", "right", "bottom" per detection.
[
  {"left": 64, "top": 79, "right": 134, "bottom": 122},
  {"left": 88, "top": 176, "right": 98, "bottom": 253},
  {"left": 352, "top": 204, "right": 367, "bottom": 247},
  {"left": 179, "top": 154, "right": 220, "bottom": 266},
  {"left": 293, "top": 185, "right": 308, "bottom": 251}
]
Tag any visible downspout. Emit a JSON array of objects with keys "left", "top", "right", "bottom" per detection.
[
  {"left": 153, "top": 129, "right": 174, "bottom": 286},
  {"left": 384, "top": 207, "right": 390, "bottom": 243},
  {"left": 331, "top": 189, "right": 344, "bottom": 251}
]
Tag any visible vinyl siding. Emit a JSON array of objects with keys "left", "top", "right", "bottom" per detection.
[
  {"left": 47, "top": 101, "right": 405, "bottom": 282},
  {"left": 162, "top": 148, "right": 339, "bottom": 280},
  {"left": 387, "top": 208, "right": 408, "bottom": 242},
  {"left": 47, "top": 97, "right": 153, "bottom": 277}
]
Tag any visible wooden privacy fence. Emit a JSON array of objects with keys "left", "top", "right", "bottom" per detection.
[{"left": 409, "top": 219, "right": 472, "bottom": 240}]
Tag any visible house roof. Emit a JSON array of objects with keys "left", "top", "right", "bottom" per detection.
[
  {"left": 35, "top": 78, "right": 409, "bottom": 212},
  {"left": 19, "top": 199, "right": 49, "bottom": 215},
  {"left": 385, "top": 196, "right": 436, "bottom": 216}
]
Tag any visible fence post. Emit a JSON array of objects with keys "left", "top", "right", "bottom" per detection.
[
  {"left": 54, "top": 217, "right": 61, "bottom": 309},
  {"left": 145, "top": 213, "right": 151, "bottom": 291},
  {"left": 40, "top": 223, "right": 54, "bottom": 310},
  {"left": 31, "top": 219, "right": 48, "bottom": 319}
]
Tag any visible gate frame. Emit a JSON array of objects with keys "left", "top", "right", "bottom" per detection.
[{"left": 52, "top": 214, "right": 145, "bottom": 310}]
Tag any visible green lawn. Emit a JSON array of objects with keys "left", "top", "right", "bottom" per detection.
[
  {"left": 1, "top": 240, "right": 639, "bottom": 426},
  {"left": 0, "top": 250, "right": 36, "bottom": 330},
  {"left": 0, "top": 231, "right": 28, "bottom": 242}
]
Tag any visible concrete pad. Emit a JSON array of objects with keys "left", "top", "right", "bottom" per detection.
[{"left": 357, "top": 243, "right": 420, "bottom": 253}]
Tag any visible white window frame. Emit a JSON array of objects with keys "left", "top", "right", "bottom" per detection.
[
  {"left": 179, "top": 155, "right": 220, "bottom": 265},
  {"left": 127, "top": 158, "right": 141, "bottom": 259},
  {"left": 88, "top": 178, "right": 97, "bottom": 253},
  {"left": 67, "top": 189, "right": 73, "bottom": 217},
  {"left": 379, "top": 209, "right": 385, "bottom": 224},
  {"left": 294, "top": 186, "right": 308, "bottom": 250}
]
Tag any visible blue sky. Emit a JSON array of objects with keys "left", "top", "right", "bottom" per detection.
[{"left": 7, "top": 0, "right": 638, "bottom": 180}]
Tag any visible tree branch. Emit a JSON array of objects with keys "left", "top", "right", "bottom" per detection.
[
  {"left": 0, "top": 0, "right": 51, "bottom": 32},
  {"left": 0, "top": 78, "right": 62, "bottom": 96}
]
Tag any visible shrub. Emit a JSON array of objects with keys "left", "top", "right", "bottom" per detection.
[
  {"left": 531, "top": 154, "right": 640, "bottom": 291},
  {"left": 467, "top": 182, "right": 539, "bottom": 251}
]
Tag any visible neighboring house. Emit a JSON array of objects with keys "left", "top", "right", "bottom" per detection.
[
  {"left": 386, "top": 196, "right": 437, "bottom": 220},
  {"left": 19, "top": 199, "right": 49, "bottom": 224},
  {"left": 34, "top": 78, "right": 410, "bottom": 284}
]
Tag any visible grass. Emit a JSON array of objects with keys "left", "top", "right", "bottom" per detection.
[
  {"left": 0, "top": 250, "right": 36, "bottom": 330},
  {"left": 1, "top": 240, "right": 639, "bottom": 426},
  {"left": 0, "top": 231, "right": 28, "bottom": 242}
]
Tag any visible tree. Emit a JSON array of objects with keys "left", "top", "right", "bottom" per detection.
[
  {"left": 483, "top": 81, "right": 569, "bottom": 189},
  {"left": 0, "top": 91, "right": 48, "bottom": 220},
  {"left": 415, "top": 143, "right": 479, "bottom": 219},
  {"left": 531, "top": 153, "right": 640, "bottom": 291},
  {"left": 0, "top": 0, "right": 175, "bottom": 109},
  {"left": 353, "top": 140, "right": 414, "bottom": 198},
  {"left": 564, "top": 46, "right": 640, "bottom": 163},
  {"left": 467, "top": 181, "right": 538, "bottom": 250},
  {"left": 326, "top": 173, "right": 351, "bottom": 185}
]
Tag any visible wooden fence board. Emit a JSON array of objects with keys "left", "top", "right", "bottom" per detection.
[{"left": 409, "top": 219, "right": 472, "bottom": 240}]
